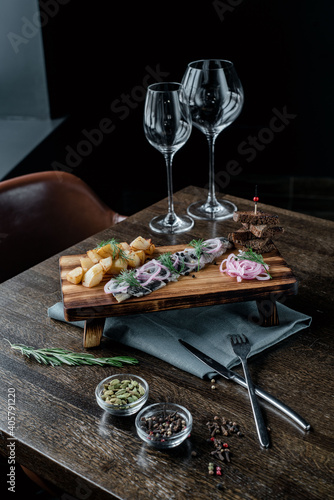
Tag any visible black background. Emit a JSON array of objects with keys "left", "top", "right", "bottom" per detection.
[{"left": 12, "top": 0, "right": 333, "bottom": 215}]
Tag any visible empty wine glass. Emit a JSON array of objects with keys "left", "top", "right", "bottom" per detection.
[
  {"left": 144, "top": 82, "right": 194, "bottom": 233},
  {"left": 182, "top": 59, "right": 244, "bottom": 220}
]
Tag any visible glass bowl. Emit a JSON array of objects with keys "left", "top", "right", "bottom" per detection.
[
  {"left": 95, "top": 374, "right": 149, "bottom": 416},
  {"left": 135, "top": 402, "right": 193, "bottom": 449}
]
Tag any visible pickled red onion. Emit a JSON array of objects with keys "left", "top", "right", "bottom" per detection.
[
  {"left": 202, "top": 238, "right": 223, "bottom": 254},
  {"left": 220, "top": 253, "right": 271, "bottom": 282},
  {"left": 135, "top": 260, "right": 170, "bottom": 286}
]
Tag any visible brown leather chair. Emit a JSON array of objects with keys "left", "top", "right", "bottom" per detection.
[{"left": 0, "top": 171, "right": 126, "bottom": 282}]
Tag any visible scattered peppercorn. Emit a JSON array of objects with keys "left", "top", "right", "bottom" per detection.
[{"left": 208, "top": 462, "right": 215, "bottom": 475}]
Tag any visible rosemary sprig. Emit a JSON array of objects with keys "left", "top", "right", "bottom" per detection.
[
  {"left": 188, "top": 238, "right": 207, "bottom": 271},
  {"left": 5, "top": 340, "right": 139, "bottom": 367},
  {"left": 235, "top": 248, "right": 272, "bottom": 278},
  {"left": 114, "top": 269, "right": 141, "bottom": 288}
]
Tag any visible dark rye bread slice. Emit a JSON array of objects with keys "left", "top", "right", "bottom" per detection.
[
  {"left": 233, "top": 210, "right": 280, "bottom": 225},
  {"left": 234, "top": 238, "right": 276, "bottom": 253},
  {"left": 249, "top": 224, "right": 284, "bottom": 238},
  {"left": 228, "top": 228, "right": 254, "bottom": 242}
]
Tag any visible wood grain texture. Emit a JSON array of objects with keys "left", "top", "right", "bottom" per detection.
[
  {"left": 59, "top": 245, "right": 297, "bottom": 321},
  {"left": 0, "top": 186, "right": 333, "bottom": 500},
  {"left": 83, "top": 317, "right": 105, "bottom": 347}
]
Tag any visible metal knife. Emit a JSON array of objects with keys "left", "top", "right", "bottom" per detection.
[{"left": 179, "top": 339, "right": 311, "bottom": 431}]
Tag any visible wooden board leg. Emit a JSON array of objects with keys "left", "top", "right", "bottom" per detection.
[
  {"left": 256, "top": 298, "right": 279, "bottom": 327},
  {"left": 83, "top": 318, "right": 106, "bottom": 348}
]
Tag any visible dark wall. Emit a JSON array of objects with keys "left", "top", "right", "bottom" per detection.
[{"left": 16, "top": 0, "right": 333, "bottom": 213}]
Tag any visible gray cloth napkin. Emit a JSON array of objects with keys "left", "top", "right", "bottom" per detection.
[{"left": 48, "top": 301, "right": 312, "bottom": 379}]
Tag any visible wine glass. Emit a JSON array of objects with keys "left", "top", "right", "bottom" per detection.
[
  {"left": 144, "top": 82, "right": 194, "bottom": 234},
  {"left": 182, "top": 59, "right": 244, "bottom": 220}
]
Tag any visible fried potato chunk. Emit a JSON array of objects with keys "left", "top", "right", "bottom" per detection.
[
  {"left": 126, "top": 251, "right": 142, "bottom": 268},
  {"left": 82, "top": 263, "right": 103, "bottom": 288},
  {"left": 96, "top": 243, "right": 114, "bottom": 259},
  {"left": 130, "top": 236, "right": 155, "bottom": 255},
  {"left": 66, "top": 267, "right": 83, "bottom": 284},
  {"left": 87, "top": 249, "right": 102, "bottom": 263},
  {"left": 100, "top": 256, "right": 112, "bottom": 273},
  {"left": 80, "top": 256, "right": 94, "bottom": 273},
  {"left": 65, "top": 236, "right": 154, "bottom": 287}
]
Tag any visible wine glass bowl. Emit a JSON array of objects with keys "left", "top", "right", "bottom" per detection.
[
  {"left": 144, "top": 82, "right": 191, "bottom": 155},
  {"left": 182, "top": 59, "right": 244, "bottom": 220},
  {"left": 144, "top": 82, "right": 194, "bottom": 234}
]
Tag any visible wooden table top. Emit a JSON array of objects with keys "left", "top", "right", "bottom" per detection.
[{"left": 0, "top": 186, "right": 333, "bottom": 500}]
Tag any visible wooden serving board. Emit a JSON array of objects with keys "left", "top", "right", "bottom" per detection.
[{"left": 59, "top": 245, "right": 298, "bottom": 348}]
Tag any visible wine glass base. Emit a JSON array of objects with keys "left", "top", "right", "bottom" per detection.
[
  {"left": 187, "top": 199, "right": 237, "bottom": 221},
  {"left": 149, "top": 214, "right": 194, "bottom": 234}
]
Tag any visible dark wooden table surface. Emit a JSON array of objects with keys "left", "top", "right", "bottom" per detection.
[{"left": 1, "top": 186, "right": 333, "bottom": 500}]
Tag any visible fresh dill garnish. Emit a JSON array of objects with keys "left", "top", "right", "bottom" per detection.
[
  {"left": 158, "top": 252, "right": 185, "bottom": 274},
  {"left": 96, "top": 238, "right": 118, "bottom": 248},
  {"left": 235, "top": 248, "right": 272, "bottom": 278},
  {"left": 158, "top": 252, "right": 175, "bottom": 272},
  {"left": 96, "top": 238, "right": 128, "bottom": 262},
  {"left": 188, "top": 238, "right": 207, "bottom": 271},
  {"left": 115, "top": 269, "right": 141, "bottom": 287},
  {"left": 5, "top": 340, "right": 138, "bottom": 367}
]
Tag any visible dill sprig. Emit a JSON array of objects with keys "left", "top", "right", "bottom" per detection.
[
  {"left": 188, "top": 238, "right": 207, "bottom": 271},
  {"left": 235, "top": 248, "right": 272, "bottom": 278},
  {"left": 158, "top": 252, "right": 184, "bottom": 274},
  {"left": 115, "top": 269, "right": 141, "bottom": 288},
  {"left": 96, "top": 238, "right": 115, "bottom": 248},
  {"left": 5, "top": 340, "right": 139, "bottom": 367},
  {"left": 96, "top": 238, "right": 128, "bottom": 262}
]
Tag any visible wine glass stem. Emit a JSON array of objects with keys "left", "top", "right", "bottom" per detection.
[
  {"left": 164, "top": 153, "right": 177, "bottom": 225},
  {"left": 206, "top": 133, "right": 218, "bottom": 207}
]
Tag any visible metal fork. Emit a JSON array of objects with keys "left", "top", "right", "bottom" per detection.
[{"left": 230, "top": 334, "right": 270, "bottom": 448}]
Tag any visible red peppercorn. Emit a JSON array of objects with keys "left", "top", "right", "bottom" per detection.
[{"left": 223, "top": 443, "right": 229, "bottom": 448}]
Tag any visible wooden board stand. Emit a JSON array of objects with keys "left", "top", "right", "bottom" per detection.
[{"left": 59, "top": 245, "right": 297, "bottom": 348}]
